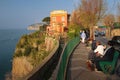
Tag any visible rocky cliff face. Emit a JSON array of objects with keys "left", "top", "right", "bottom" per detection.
[
  {"left": 12, "top": 57, "right": 33, "bottom": 80},
  {"left": 12, "top": 31, "right": 57, "bottom": 80},
  {"left": 45, "top": 37, "right": 55, "bottom": 52}
]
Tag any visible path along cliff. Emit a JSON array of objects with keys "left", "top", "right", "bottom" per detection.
[{"left": 66, "top": 43, "right": 120, "bottom": 80}]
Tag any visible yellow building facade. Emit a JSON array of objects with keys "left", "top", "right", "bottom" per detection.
[{"left": 49, "top": 10, "right": 68, "bottom": 33}]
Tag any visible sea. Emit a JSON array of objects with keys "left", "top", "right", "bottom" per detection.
[{"left": 0, "top": 29, "right": 35, "bottom": 80}]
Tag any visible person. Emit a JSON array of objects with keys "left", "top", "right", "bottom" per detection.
[
  {"left": 87, "top": 41, "right": 106, "bottom": 71},
  {"left": 93, "top": 41, "right": 115, "bottom": 71},
  {"left": 88, "top": 40, "right": 114, "bottom": 71},
  {"left": 81, "top": 30, "right": 86, "bottom": 43},
  {"left": 94, "top": 41, "right": 106, "bottom": 57},
  {"left": 88, "top": 41, "right": 106, "bottom": 61},
  {"left": 91, "top": 39, "right": 97, "bottom": 51},
  {"left": 79, "top": 30, "right": 82, "bottom": 40}
]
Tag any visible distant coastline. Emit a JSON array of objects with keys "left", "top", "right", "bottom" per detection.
[
  {"left": 27, "top": 22, "right": 46, "bottom": 30},
  {"left": 27, "top": 26, "right": 40, "bottom": 30}
]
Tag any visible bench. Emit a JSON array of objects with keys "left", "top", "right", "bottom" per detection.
[{"left": 99, "top": 50, "right": 119, "bottom": 74}]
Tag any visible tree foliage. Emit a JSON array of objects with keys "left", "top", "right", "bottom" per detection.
[
  {"left": 103, "top": 14, "right": 115, "bottom": 27},
  {"left": 42, "top": 17, "right": 50, "bottom": 24},
  {"left": 14, "top": 31, "right": 46, "bottom": 57},
  {"left": 117, "top": 2, "right": 120, "bottom": 22},
  {"left": 71, "top": 0, "right": 107, "bottom": 37},
  {"left": 103, "top": 14, "right": 115, "bottom": 38},
  {"left": 68, "top": 24, "right": 81, "bottom": 39}
]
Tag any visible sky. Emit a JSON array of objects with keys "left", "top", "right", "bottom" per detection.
[{"left": 0, "top": 0, "right": 118, "bottom": 29}]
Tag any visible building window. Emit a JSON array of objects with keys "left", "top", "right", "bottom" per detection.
[
  {"left": 61, "top": 16, "right": 65, "bottom": 21},
  {"left": 52, "top": 17, "right": 56, "bottom": 21},
  {"left": 62, "top": 23, "right": 65, "bottom": 26},
  {"left": 52, "top": 23, "right": 55, "bottom": 27}
]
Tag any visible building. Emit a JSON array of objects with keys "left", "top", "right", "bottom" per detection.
[
  {"left": 47, "top": 10, "right": 68, "bottom": 34},
  {"left": 111, "top": 22, "right": 120, "bottom": 37}
]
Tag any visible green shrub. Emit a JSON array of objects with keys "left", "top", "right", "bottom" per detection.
[{"left": 67, "top": 24, "right": 80, "bottom": 39}]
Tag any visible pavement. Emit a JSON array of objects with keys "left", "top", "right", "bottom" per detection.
[{"left": 66, "top": 43, "right": 120, "bottom": 80}]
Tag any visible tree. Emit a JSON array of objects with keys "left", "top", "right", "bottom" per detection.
[
  {"left": 117, "top": 2, "right": 120, "bottom": 22},
  {"left": 71, "top": 0, "right": 107, "bottom": 39},
  {"left": 68, "top": 24, "right": 80, "bottom": 39},
  {"left": 42, "top": 17, "right": 50, "bottom": 24},
  {"left": 103, "top": 14, "right": 115, "bottom": 38}
]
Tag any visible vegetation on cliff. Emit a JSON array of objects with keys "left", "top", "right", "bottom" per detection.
[
  {"left": 12, "top": 31, "right": 57, "bottom": 79},
  {"left": 14, "top": 31, "right": 45, "bottom": 57}
]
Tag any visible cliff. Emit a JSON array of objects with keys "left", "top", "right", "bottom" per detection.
[{"left": 12, "top": 31, "right": 57, "bottom": 80}]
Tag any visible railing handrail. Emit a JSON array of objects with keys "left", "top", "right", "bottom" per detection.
[{"left": 56, "top": 37, "right": 80, "bottom": 80}]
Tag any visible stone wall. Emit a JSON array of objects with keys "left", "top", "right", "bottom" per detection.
[
  {"left": 25, "top": 40, "right": 60, "bottom": 80},
  {"left": 45, "top": 37, "right": 56, "bottom": 51},
  {"left": 111, "top": 29, "right": 120, "bottom": 37}
]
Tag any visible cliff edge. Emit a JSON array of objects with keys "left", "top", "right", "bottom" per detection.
[{"left": 12, "top": 31, "right": 57, "bottom": 80}]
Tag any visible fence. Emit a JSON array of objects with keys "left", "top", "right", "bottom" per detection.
[{"left": 56, "top": 37, "right": 80, "bottom": 80}]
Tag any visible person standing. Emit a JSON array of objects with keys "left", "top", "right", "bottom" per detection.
[{"left": 81, "top": 30, "right": 86, "bottom": 43}]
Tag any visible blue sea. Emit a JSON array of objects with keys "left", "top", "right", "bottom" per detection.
[{"left": 0, "top": 29, "right": 34, "bottom": 80}]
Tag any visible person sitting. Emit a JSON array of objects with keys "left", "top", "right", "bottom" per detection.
[
  {"left": 94, "top": 41, "right": 106, "bottom": 57},
  {"left": 93, "top": 41, "right": 115, "bottom": 71},
  {"left": 88, "top": 41, "right": 106, "bottom": 61},
  {"left": 87, "top": 41, "right": 106, "bottom": 71},
  {"left": 87, "top": 36, "right": 120, "bottom": 71}
]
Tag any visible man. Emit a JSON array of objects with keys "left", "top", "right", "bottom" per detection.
[{"left": 81, "top": 30, "right": 86, "bottom": 43}]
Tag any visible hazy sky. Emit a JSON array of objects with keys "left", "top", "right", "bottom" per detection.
[{"left": 0, "top": 0, "right": 118, "bottom": 29}]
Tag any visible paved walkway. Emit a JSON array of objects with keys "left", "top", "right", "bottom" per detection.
[{"left": 66, "top": 43, "right": 120, "bottom": 80}]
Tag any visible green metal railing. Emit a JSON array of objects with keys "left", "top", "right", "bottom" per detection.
[{"left": 56, "top": 37, "right": 80, "bottom": 80}]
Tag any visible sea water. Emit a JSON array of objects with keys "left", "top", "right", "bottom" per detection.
[{"left": 0, "top": 29, "right": 34, "bottom": 80}]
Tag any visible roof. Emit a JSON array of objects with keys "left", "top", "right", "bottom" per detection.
[{"left": 50, "top": 10, "right": 67, "bottom": 14}]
